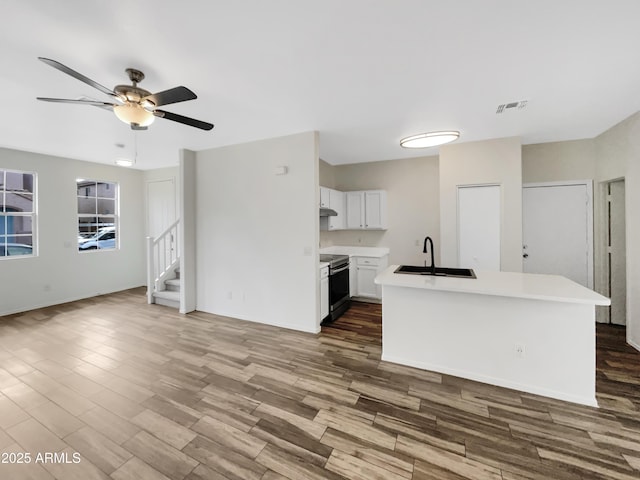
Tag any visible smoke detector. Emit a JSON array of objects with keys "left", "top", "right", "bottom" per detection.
[{"left": 496, "top": 100, "right": 528, "bottom": 114}]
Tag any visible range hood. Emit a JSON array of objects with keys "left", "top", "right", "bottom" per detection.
[{"left": 320, "top": 207, "right": 338, "bottom": 217}]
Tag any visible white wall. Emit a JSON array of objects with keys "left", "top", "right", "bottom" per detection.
[
  {"left": 321, "top": 156, "right": 440, "bottom": 266},
  {"left": 0, "top": 147, "right": 146, "bottom": 316},
  {"left": 595, "top": 111, "right": 640, "bottom": 350},
  {"left": 522, "top": 140, "right": 596, "bottom": 183},
  {"left": 319, "top": 159, "right": 337, "bottom": 189},
  {"left": 194, "top": 132, "right": 320, "bottom": 333},
  {"left": 180, "top": 150, "right": 196, "bottom": 314},
  {"left": 439, "top": 137, "right": 523, "bottom": 272}
]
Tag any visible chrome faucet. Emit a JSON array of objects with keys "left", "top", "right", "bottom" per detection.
[{"left": 423, "top": 236, "right": 436, "bottom": 274}]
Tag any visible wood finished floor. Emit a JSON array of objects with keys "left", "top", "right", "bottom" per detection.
[{"left": 0, "top": 288, "right": 639, "bottom": 480}]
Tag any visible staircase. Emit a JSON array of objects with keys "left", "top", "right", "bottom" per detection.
[
  {"left": 153, "top": 267, "right": 181, "bottom": 309},
  {"left": 146, "top": 219, "right": 181, "bottom": 310}
]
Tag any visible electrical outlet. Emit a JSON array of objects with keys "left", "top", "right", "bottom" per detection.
[
  {"left": 415, "top": 239, "right": 419, "bottom": 246},
  {"left": 515, "top": 343, "right": 525, "bottom": 358},
  {"left": 227, "top": 291, "right": 232, "bottom": 300}
]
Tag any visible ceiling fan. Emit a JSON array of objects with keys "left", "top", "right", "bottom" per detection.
[{"left": 36, "top": 57, "right": 214, "bottom": 131}]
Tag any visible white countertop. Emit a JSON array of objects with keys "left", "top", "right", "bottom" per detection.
[
  {"left": 320, "top": 245, "right": 390, "bottom": 257},
  {"left": 375, "top": 265, "right": 610, "bottom": 306}
]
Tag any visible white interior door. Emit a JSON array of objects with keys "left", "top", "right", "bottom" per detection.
[
  {"left": 458, "top": 185, "right": 501, "bottom": 271},
  {"left": 147, "top": 179, "right": 176, "bottom": 238},
  {"left": 522, "top": 182, "right": 592, "bottom": 288},
  {"left": 609, "top": 180, "right": 626, "bottom": 325}
]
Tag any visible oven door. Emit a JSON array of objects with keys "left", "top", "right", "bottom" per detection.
[{"left": 329, "top": 264, "right": 350, "bottom": 310}]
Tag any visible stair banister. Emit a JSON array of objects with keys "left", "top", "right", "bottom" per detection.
[{"left": 146, "top": 218, "right": 181, "bottom": 304}]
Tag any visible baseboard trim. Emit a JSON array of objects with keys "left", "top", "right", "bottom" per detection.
[
  {"left": 195, "top": 306, "right": 319, "bottom": 334},
  {"left": 351, "top": 296, "right": 382, "bottom": 304},
  {"left": 381, "top": 353, "right": 598, "bottom": 408},
  {"left": 0, "top": 284, "right": 145, "bottom": 318},
  {"left": 628, "top": 337, "right": 640, "bottom": 353}
]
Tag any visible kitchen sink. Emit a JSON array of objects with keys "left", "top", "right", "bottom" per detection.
[{"left": 394, "top": 265, "right": 476, "bottom": 278}]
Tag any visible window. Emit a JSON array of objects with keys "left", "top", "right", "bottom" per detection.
[
  {"left": 0, "top": 169, "right": 36, "bottom": 258},
  {"left": 77, "top": 179, "right": 118, "bottom": 251}
]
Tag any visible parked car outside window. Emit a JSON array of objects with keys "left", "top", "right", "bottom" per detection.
[
  {"left": 78, "top": 227, "right": 116, "bottom": 251},
  {"left": 0, "top": 243, "right": 33, "bottom": 257}
]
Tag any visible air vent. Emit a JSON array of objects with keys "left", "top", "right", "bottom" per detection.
[{"left": 496, "top": 100, "right": 528, "bottom": 114}]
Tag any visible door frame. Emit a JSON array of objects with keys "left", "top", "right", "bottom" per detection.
[
  {"left": 601, "top": 177, "right": 627, "bottom": 326},
  {"left": 522, "top": 180, "right": 594, "bottom": 289}
]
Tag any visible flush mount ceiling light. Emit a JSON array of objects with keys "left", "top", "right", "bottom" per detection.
[
  {"left": 400, "top": 131, "right": 460, "bottom": 149},
  {"left": 114, "top": 158, "right": 134, "bottom": 167},
  {"left": 114, "top": 132, "right": 140, "bottom": 167}
]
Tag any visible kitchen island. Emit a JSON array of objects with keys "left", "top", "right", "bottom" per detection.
[{"left": 375, "top": 266, "right": 610, "bottom": 406}]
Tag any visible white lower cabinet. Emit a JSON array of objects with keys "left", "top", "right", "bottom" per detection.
[
  {"left": 349, "top": 262, "right": 357, "bottom": 299},
  {"left": 356, "top": 265, "right": 379, "bottom": 298},
  {"left": 320, "top": 266, "right": 329, "bottom": 322},
  {"left": 352, "top": 255, "right": 389, "bottom": 300}
]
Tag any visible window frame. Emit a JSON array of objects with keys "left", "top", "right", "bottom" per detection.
[
  {"left": 0, "top": 168, "right": 37, "bottom": 260},
  {"left": 76, "top": 178, "right": 120, "bottom": 253}
]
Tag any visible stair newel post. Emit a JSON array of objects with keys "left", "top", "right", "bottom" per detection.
[{"left": 146, "top": 236, "right": 154, "bottom": 304}]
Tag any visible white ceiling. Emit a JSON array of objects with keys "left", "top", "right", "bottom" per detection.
[{"left": 2, "top": 0, "right": 640, "bottom": 169}]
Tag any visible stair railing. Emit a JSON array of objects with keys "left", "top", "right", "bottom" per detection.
[{"left": 146, "top": 218, "right": 180, "bottom": 304}]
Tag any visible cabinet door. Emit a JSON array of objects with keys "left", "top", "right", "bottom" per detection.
[
  {"left": 320, "top": 276, "right": 329, "bottom": 320},
  {"left": 346, "top": 192, "right": 364, "bottom": 229},
  {"left": 356, "top": 265, "right": 379, "bottom": 298},
  {"left": 349, "top": 262, "right": 356, "bottom": 297},
  {"left": 364, "top": 190, "right": 387, "bottom": 229},
  {"left": 328, "top": 189, "right": 345, "bottom": 230},
  {"left": 320, "top": 187, "right": 330, "bottom": 207}
]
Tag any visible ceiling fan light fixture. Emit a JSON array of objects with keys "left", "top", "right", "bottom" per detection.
[
  {"left": 113, "top": 103, "right": 155, "bottom": 127},
  {"left": 400, "top": 131, "right": 460, "bottom": 149},
  {"left": 37, "top": 57, "right": 213, "bottom": 131}
]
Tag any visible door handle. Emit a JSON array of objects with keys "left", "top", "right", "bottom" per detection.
[{"left": 523, "top": 253, "right": 529, "bottom": 258}]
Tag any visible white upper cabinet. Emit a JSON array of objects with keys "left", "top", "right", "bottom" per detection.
[
  {"left": 345, "top": 192, "right": 365, "bottom": 229},
  {"left": 346, "top": 190, "right": 387, "bottom": 230},
  {"left": 364, "top": 190, "right": 387, "bottom": 229},
  {"left": 320, "top": 186, "right": 330, "bottom": 207},
  {"left": 320, "top": 187, "right": 346, "bottom": 231},
  {"left": 328, "top": 188, "right": 345, "bottom": 230}
]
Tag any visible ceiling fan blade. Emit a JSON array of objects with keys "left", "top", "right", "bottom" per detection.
[
  {"left": 38, "top": 57, "right": 116, "bottom": 98},
  {"left": 143, "top": 86, "right": 197, "bottom": 107},
  {"left": 154, "top": 110, "right": 214, "bottom": 131},
  {"left": 37, "top": 97, "right": 115, "bottom": 108}
]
